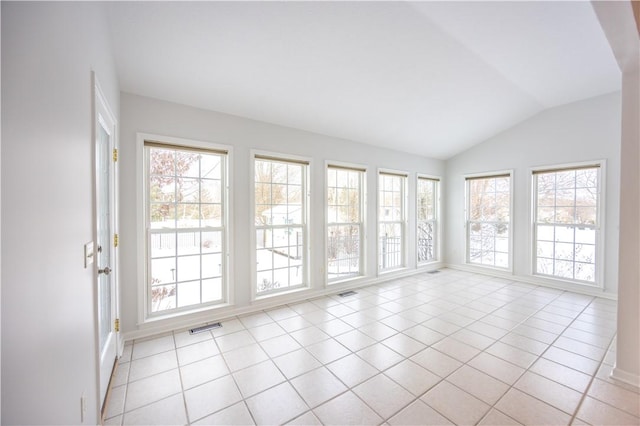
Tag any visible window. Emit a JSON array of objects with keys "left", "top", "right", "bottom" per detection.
[
  {"left": 254, "top": 156, "right": 308, "bottom": 295},
  {"left": 466, "top": 173, "right": 512, "bottom": 269},
  {"left": 417, "top": 176, "right": 439, "bottom": 264},
  {"left": 144, "top": 142, "right": 228, "bottom": 316},
  {"left": 533, "top": 164, "right": 602, "bottom": 284},
  {"left": 378, "top": 171, "right": 407, "bottom": 271},
  {"left": 327, "top": 165, "right": 365, "bottom": 282}
]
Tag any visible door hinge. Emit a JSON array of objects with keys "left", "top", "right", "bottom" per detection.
[
  {"left": 114, "top": 233, "right": 119, "bottom": 248},
  {"left": 113, "top": 148, "right": 118, "bottom": 162},
  {"left": 114, "top": 318, "right": 120, "bottom": 333}
]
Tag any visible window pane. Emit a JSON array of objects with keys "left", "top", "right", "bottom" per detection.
[
  {"left": 176, "top": 152, "right": 200, "bottom": 177},
  {"left": 575, "top": 262, "right": 595, "bottom": 282},
  {"left": 150, "top": 176, "right": 175, "bottom": 202},
  {"left": 150, "top": 204, "right": 175, "bottom": 229},
  {"left": 537, "top": 225, "right": 554, "bottom": 241},
  {"left": 256, "top": 158, "right": 307, "bottom": 294},
  {"left": 146, "top": 145, "right": 227, "bottom": 316},
  {"left": 201, "top": 204, "right": 222, "bottom": 227},
  {"left": 328, "top": 167, "right": 364, "bottom": 281},
  {"left": 288, "top": 165, "right": 302, "bottom": 185},
  {"left": 202, "top": 278, "right": 222, "bottom": 303},
  {"left": 149, "top": 149, "right": 175, "bottom": 176},
  {"left": 177, "top": 231, "right": 200, "bottom": 256},
  {"left": 379, "top": 223, "right": 403, "bottom": 270},
  {"left": 466, "top": 175, "right": 510, "bottom": 269},
  {"left": 575, "top": 243, "right": 595, "bottom": 263},
  {"left": 150, "top": 233, "right": 176, "bottom": 258},
  {"left": 418, "top": 220, "right": 435, "bottom": 263},
  {"left": 177, "top": 280, "right": 200, "bottom": 308},
  {"left": 151, "top": 284, "right": 176, "bottom": 313},
  {"left": 201, "top": 155, "right": 221, "bottom": 179},
  {"left": 328, "top": 224, "right": 361, "bottom": 281},
  {"left": 177, "top": 255, "right": 200, "bottom": 282},
  {"left": 201, "top": 179, "right": 221, "bottom": 203},
  {"left": 533, "top": 166, "right": 600, "bottom": 284},
  {"left": 379, "top": 173, "right": 405, "bottom": 271},
  {"left": 576, "top": 207, "right": 597, "bottom": 225},
  {"left": 151, "top": 257, "right": 176, "bottom": 285},
  {"left": 176, "top": 203, "right": 199, "bottom": 228},
  {"left": 575, "top": 228, "right": 595, "bottom": 245},
  {"left": 202, "top": 253, "right": 222, "bottom": 278}
]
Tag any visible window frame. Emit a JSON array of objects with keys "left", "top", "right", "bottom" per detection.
[
  {"left": 464, "top": 170, "right": 514, "bottom": 271},
  {"left": 377, "top": 169, "right": 408, "bottom": 273},
  {"left": 251, "top": 151, "right": 311, "bottom": 300},
  {"left": 531, "top": 161, "right": 605, "bottom": 287},
  {"left": 326, "top": 162, "right": 367, "bottom": 284},
  {"left": 138, "top": 134, "right": 232, "bottom": 322},
  {"left": 416, "top": 174, "right": 441, "bottom": 266}
]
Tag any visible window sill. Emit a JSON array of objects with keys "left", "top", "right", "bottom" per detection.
[
  {"left": 141, "top": 301, "right": 234, "bottom": 326},
  {"left": 254, "top": 284, "right": 311, "bottom": 302}
]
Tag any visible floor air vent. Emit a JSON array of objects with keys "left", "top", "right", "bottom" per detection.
[
  {"left": 427, "top": 270, "right": 441, "bottom": 274},
  {"left": 189, "top": 322, "right": 222, "bottom": 335},
  {"left": 338, "top": 290, "right": 357, "bottom": 297}
]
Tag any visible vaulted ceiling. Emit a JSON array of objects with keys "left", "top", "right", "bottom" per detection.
[{"left": 106, "top": 1, "right": 621, "bottom": 159}]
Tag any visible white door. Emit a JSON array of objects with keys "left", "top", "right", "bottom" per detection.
[{"left": 95, "top": 78, "right": 118, "bottom": 408}]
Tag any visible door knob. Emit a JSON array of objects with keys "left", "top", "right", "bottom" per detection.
[{"left": 98, "top": 266, "right": 111, "bottom": 275}]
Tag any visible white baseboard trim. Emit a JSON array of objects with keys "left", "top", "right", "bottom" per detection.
[
  {"left": 611, "top": 365, "right": 640, "bottom": 389},
  {"left": 117, "top": 334, "right": 126, "bottom": 358},
  {"left": 443, "top": 263, "right": 618, "bottom": 301},
  {"left": 122, "top": 263, "right": 444, "bottom": 342}
]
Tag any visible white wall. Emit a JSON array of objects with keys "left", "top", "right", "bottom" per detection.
[
  {"left": 444, "top": 92, "right": 621, "bottom": 296},
  {"left": 614, "top": 51, "right": 640, "bottom": 387},
  {"left": 1, "top": 3, "right": 119, "bottom": 424},
  {"left": 119, "top": 93, "right": 444, "bottom": 338},
  {"left": 592, "top": 0, "right": 640, "bottom": 388}
]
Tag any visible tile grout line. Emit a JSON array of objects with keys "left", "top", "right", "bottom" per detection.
[
  {"left": 116, "top": 270, "right": 621, "bottom": 426},
  {"left": 568, "top": 331, "right": 618, "bottom": 425}
]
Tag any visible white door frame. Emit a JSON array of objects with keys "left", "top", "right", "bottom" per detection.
[{"left": 93, "top": 72, "right": 120, "bottom": 415}]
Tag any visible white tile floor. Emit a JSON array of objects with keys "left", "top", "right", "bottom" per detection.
[{"left": 104, "top": 269, "right": 639, "bottom": 425}]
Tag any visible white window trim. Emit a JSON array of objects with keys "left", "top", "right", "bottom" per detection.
[
  {"left": 377, "top": 168, "right": 409, "bottom": 273},
  {"left": 464, "top": 169, "right": 514, "bottom": 272},
  {"left": 416, "top": 174, "right": 441, "bottom": 266},
  {"left": 530, "top": 160, "right": 606, "bottom": 288},
  {"left": 250, "top": 150, "right": 312, "bottom": 301},
  {"left": 325, "top": 160, "right": 368, "bottom": 285},
  {"left": 136, "top": 133, "right": 234, "bottom": 324}
]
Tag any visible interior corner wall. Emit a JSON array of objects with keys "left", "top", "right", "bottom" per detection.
[
  {"left": 118, "top": 93, "right": 444, "bottom": 338},
  {"left": 444, "top": 92, "right": 622, "bottom": 296},
  {"left": 614, "top": 52, "right": 640, "bottom": 386},
  {"left": 1, "top": 3, "right": 119, "bottom": 424}
]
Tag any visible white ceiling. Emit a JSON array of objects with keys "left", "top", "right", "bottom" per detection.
[{"left": 106, "top": 1, "right": 621, "bottom": 160}]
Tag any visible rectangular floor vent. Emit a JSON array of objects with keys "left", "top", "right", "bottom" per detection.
[
  {"left": 189, "top": 322, "right": 222, "bottom": 335},
  {"left": 338, "top": 290, "right": 357, "bottom": 297},
  {"left": 427, "top": 270, "right": 441, "bottom": 274}
]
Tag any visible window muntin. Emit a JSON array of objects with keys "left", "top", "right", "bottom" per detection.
[
  {"left": 327, "top": 165, "right": 365, "bottom": 282},
  {"left": 255, "top": 156, "right": 308, "bottom": 295},
  {"left": 533, "top": 165, "right": 601, "bottom": 284},
  {"left": 145, "top": 143, "right": 227, "bottom": 315},
  {"left": 466, "top": 174, "right": 511, "bottom": 269},
  {"left": 378, "top": 172, "right": 406, "bottom": 271},
  {"left": 417, "top": 177, "right": 439, "bottom": 264}
]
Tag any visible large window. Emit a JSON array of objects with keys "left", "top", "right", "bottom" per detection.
[
  {"left": 533, "top": 164, "right": 602, "bottom": 285},
  {"left": 417, "top": 176, "right": 439, "bottom": 264},
  {"left": 145, "top": 142, "right": 227, "bottom": 316},
  {"left": 466, "top": 173, "right": 512, "bottom": 269},
  {"left": 254, "top": 156, "right": 308, "bottom": 295},
  {"left": 327, "top": 165, "right": 365, "bottom": 282},
  {"left": 378, "top": 171, "right": 407, "bottom": 271}
]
